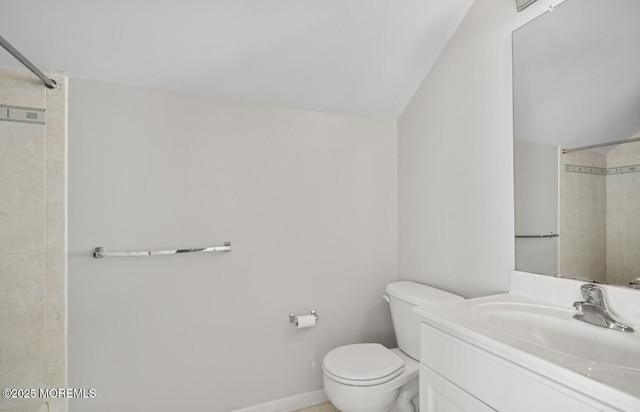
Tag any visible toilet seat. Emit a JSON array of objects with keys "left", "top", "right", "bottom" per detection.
[{"left": 323, "top": 343, "right": 404, "bottom": 387}]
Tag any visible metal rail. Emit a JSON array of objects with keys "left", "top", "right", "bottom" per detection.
[
  {"left": 0, "top": 34, "right": 57, "bottom": 89},
  {"left": 515, "top": 233, "right": 559, "bottom": 239},
  {"left": 562, "top": 137, "right": 640, "bottom": 154},
  {"left": 93, "top": 242, "right": 231, "bottom": 259}
]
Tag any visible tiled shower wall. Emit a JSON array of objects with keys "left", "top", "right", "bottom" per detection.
[
  {"left": 606, "top": 139, "right": 640, "bottom": 286},
  {"left": 559, "top": 150, "right": 607, "bottom": 282},
  {"left": 560, "top": 137, "right": 640, "bottom": 286},
  {"left": 0, "top": 68, "right": 67, "bottom": 412}
]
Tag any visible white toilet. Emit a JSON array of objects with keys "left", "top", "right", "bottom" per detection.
[{"left": 322, "top": 281, "right": 464, "bottom": 412}]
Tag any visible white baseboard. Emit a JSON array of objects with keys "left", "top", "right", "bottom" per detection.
[{"left": 231, "top": 389, "right": 328, "bottom": 412}]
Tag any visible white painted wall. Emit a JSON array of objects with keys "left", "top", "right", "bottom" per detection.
[
  {"left": 514, "top": 141, "right": 558, "bottom": 275},
  {"left": 67, "top": 80, "right": 397, "bottom": 412},
  {"left": 397, "top": 0, "right": 563, "bottom": 298}
]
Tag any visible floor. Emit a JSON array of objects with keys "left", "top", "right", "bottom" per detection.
[{"left": 295, "top": 401, "right": 339, "bottom": 412}]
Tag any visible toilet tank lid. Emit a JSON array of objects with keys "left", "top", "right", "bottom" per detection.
[{"left": 386, "top": 281, "right": 464, "bottom": 306}]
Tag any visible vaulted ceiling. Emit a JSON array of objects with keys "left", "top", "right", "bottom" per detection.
[{"left": 0, "top": 0, "right": 473, "bottom": 118}]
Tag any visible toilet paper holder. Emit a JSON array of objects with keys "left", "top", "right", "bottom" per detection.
[{"left": 289, "top": 310, "right": 318, "bottom": 323}]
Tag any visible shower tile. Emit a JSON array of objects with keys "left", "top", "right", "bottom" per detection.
[
  {"left": 0, "top": 69, "right": 46, "bottom": 108},
  {"left": 46, "top": 159, "right": 65, "bottom": 204},
  {"left": 46, "top": 73, "right": 68, "bottom": 410},
  {"left": 0, "top": 339, "right": 46, "bottom": 394},
  {"left": 0, "top": 296, "right": 45, "bottom": 347},
  {"left": 48, "top": 398, "right": 68, "bottom": 412},
  {"left": 0, "top": 206, "right": 45, "bottom": 255},
  {"left": 46, "top": 287, "right": 66, "bottom": 331},
  {"left": 0, "top": 398, "right": 46, "bottom": 412},
  {"left": 0, "top": 68, "right": 67, "bottom": 412},
  {"left": 0, "top": 122, "right": 45, "bottom": 177},
  {"left": 0, "top": 253, "right": 45, "bottom": 300},
  {"left": 45, "top": 82, "right": 66, "bottom": 139},
  {"left": 47, "top": 372, "right": 67, "bottom": 389},
  {"left": 0, "top": 169, "right": 44, "bottom": 212},
  {"left": 46, "top": 243, "right": 65, "bottom": 290},
  {"left": 46, "top": 329, "right": 66, "bottom": 375},
  {"left": 46, "top": 202, "right": 65, "bottom": 247},
  {"left": 0, "top": 122, "right": 46, "bottom": 254}
]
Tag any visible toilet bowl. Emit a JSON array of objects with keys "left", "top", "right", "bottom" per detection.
[
  {"left": 322, "top": 281, "right": 464, "bottom": 412},
  {"left": 323, "top": 344, "right": 419, "bottom": 412}
]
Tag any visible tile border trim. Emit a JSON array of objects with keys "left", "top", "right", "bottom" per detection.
[
  {"left": 564, "top": 164, "right": 606, "bottom": 175},
  {"left": 565, "top": 164, "right": 640, "bottom": 176},
  {"left": 0, "top": 117, "right": 46, "bottom": 125},
  {"left": 0, "top": 104, "right": 46, "bottom": 111},
  {"left": 0, "top": 103, "right": 46, "bottom": 125},
  {"left": 608, "top": 164, "right": 640, "bottom": 175}
]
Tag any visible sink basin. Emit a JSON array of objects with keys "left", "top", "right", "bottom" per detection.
[
  {"left": 414, "top": 274, "right": 640, "bottom": 408},
  {"left": 471, "top": 302, "right": 640, "bottom": 371}
]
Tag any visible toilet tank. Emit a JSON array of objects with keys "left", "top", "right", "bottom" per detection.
[{"left": 385, "top": 281, "right": 464, "bottom": 360}]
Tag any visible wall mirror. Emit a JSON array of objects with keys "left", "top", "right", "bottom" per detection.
[{"left": 513, "top": 0, "right": 640, "bottom": 288}]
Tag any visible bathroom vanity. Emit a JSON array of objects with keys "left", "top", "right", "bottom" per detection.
[
  {"left": 437, "top": 1, "right": 640, "bottom": 408},
  {"left": 414, "top": 271, "right": 640, "bottom": 412}
]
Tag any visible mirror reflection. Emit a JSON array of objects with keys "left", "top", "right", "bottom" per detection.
[{"left": 513, "top": 0, "right": 640, "bottom": 288}]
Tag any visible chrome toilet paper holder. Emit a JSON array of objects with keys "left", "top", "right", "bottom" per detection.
[{"left": 289, "top": 310, "right": 318, "bottom": 323}]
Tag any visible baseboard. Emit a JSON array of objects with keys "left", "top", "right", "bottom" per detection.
[{"left": 231, "top": 389, "right": 328, "bottom": 412}]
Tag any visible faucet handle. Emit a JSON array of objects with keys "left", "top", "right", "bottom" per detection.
[
  {"left": 580, "top": 283, "right": 597, "bottom": 294},
  {"left": 580, "top": 284, "right": 608, "bottom": 310}
]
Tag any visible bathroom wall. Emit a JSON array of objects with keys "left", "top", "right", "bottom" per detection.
[
  {"left": 0, "top": 68, "right": 67, "bottom": 412},
  {"left": 559, "top": 150, "right": 607, "bottom": 282},
  {"left": 67, "top": 80, "right": 397, "bottom": 412},
  {"left": 606, "top": 139, "right": 640, "bottom": 286},
  {"left": 396, "top": 0, "right": 561, "bottom": 297},
  {"left": 514, "top": 141, "right": 558, "bottom": 275}
]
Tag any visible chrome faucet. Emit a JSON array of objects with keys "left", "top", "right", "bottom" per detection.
[{"left": 573, "top": 284, "right": 634, "bottom": 332}]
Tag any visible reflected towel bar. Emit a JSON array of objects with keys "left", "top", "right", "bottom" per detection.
[
  {"left": 515, "top": 233, "right": 559, "bottom": 239},
  {"left": 93, "top": 242, "right": 231, "bottom": 259}
]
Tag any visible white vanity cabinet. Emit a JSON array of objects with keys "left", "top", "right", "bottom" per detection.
[
  {"left": 413, "top": 271, "right": 640, "bottom": 412},
  {"left": 418, "top": 322, "right": 615, "bottom": 412},
  {"left": 419, "top": 364, "right": 494, "bottom": 412}
]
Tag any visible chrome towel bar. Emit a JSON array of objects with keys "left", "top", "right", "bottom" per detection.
[
  {"left": 515, "top": 233, "right": 559, "bottom": 239},
  {"left": 93, "top": 242, "right": 231, "bottom": 259}
]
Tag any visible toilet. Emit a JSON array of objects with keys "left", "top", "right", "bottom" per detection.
[{"left": 322, "top": 281, "right": 464, "bottom": 412}]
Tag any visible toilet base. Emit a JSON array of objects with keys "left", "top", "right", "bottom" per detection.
[
  {"left": 324, "top": 376, "right": 399, "bottom": 412},
  {"left": 390, "top": 379, "right": 418, "bottom": 412},
  {"left": 324, "top": 375, "right": 418, "bottom": 412},
  {"left": 323, "top": 348, "right": 419, "bottom": 412}
]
